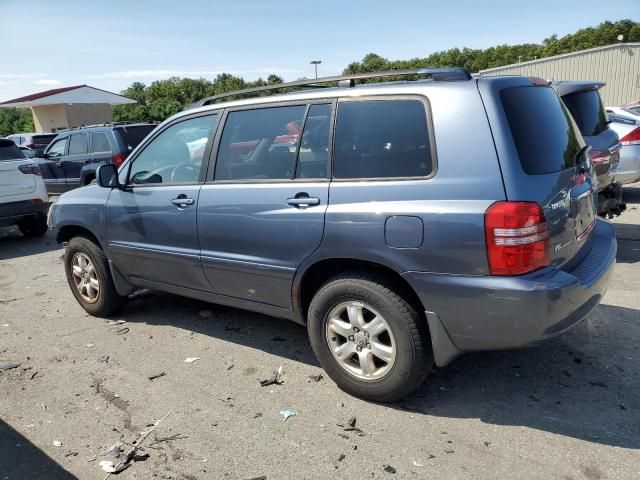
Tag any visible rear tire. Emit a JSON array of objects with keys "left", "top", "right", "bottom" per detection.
[
  {"left": 307, "top": 272, "right": 433, "bottom": 402},
  {"left": 64, "top": 236, "right": 126, "bottom": 317},
  {"left": 18, "top": 214, "right": 48, "bottom": 238}
]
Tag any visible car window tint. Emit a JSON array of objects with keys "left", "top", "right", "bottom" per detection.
[
  {"left": 561, "top": 89, "right": 607, "bottom": 137},
  {"left": 0, "top": 139, "right": 25, "bottom": 160},
  {"left": 128, "top": 114, "right": 216, "bottom": 185},
  {"left": 502, "top": 86, "right": 583, "bottom": 175},
  {"left": 69, "top": 134, "right": 88, "bottom": 155},
  {"left": 215, "top": 105, "right": 306, "bottom": 181},
  {"left": 333, "top": 100, "right": 432, "bottom": 179},
  {"left": 297, "top": 104, "right": 331, "bottom": 179},
  {"left": 92, "top": 133, "right": 111, "bottom": 153},
  {"left": 47, "top": 138, "right": 67, "bottom": 157}
]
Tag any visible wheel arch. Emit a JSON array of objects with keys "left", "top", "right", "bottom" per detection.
[{"left": 56, "top": 224, "right": 104, "bottom": 250}]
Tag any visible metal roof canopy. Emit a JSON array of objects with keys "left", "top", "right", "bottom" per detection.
[
  {"left": 193, "top": 67, "right": 472, "bottom": 107},
  {"left": 0, "top": 85, "right": 136, "bottom": 108}
]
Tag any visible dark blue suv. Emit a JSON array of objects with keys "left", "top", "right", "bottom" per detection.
[
  {"left": 49, "top": 69, "right": 617, "bottom": 401},
  {"left": 36, "top": 123, "right": 157, "bottom": 194}
]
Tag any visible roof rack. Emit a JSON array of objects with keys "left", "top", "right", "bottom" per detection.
[{"left": 193, "top": 67, "right": 471, "bottom": 108}]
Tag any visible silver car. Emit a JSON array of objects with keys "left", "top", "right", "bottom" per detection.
[{"left": 606, "top": 106, "right": 640, "bottom": 185}]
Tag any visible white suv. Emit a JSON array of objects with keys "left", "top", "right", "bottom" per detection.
[{"left": 0, "top": 139, "right": 49, "bottom": 237}]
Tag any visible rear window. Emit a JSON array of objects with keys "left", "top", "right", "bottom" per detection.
[
  {"left": 333, "top": 100, "right": 432, "bottom": 179},
  {"left": 115, "top": 125, "right": 157, "bottom": 152},
  {"left": 31, "top": 134, "right": 57, "bottom": 148},
  {"left": 0, "top": 139, "right": 26, "bottom": 160},
  {"left": 501, "top": 87, "right": 583, "bottom": 175},
  {"left": 561, "top": 89, "right": 607, "bottom": 137}
]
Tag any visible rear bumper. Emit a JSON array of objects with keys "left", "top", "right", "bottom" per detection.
[
  {"left": 403, "top": 219, "right": 616, "bottom": 356},
  {"left": 0, "top": 200, "right": 49, "bottom": 227}
]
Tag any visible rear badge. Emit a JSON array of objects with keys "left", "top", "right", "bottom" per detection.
[{"left": 553, "top": 240, "right": 571, "bottom": 253}]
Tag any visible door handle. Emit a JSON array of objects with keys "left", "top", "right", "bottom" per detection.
[
  {"left": 55, "top": 162, "right": 62, "bottom": 167},
  {"left": 171, "top": 196, "right": 195, "bottom": 208},
  {"left": 286, "top": 195, "right": 320, "bottom": 208}
]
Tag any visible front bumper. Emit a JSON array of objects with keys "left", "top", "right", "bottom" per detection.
[
  {"left": 403, "top": 219, "right": 616, "bottom": 357},
  {"left": 0, "top": 200, "right": 49, "bottom": 227}
]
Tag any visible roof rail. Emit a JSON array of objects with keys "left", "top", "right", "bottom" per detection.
[{"left": 192, "top": 67, "right": 471, "bottom": 108}]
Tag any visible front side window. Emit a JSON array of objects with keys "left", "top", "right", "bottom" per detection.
[
  {"left": 69, "top": 134, "right": 88, "bottom": 155},
  {"left": 47, "top": 138, "right": 67, "bottom": 157},
  {"left": 215, "top": 105, "right": 306, "bottom": 181},
  {"left": 333, "top": 100, "right": 432, "bottom": 179},
  {"left": 128, "top": 114, "right": 216, "bottom": 185},
  {"left": 92, "top": 133, "right": 112, "bottom": 153}
]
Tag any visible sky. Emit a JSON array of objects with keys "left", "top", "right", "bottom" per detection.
[{"left": 0, "top": 0, "right": 638, "bottom": 102}]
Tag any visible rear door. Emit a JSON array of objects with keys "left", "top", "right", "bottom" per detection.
[
  {"left": 480, "top": 79, "right": 597, "bottom": 269},
  {"left": 39, "top": 135, "right": 68, "bottom": 193},
  {"left": 62, "top": 132, "right": 90, "bottom": 189},
  {"left": 197, "top": 102, "right": 332, "bottom": 308},
  {"left": 0, "top": 140, "right": 34, "bottom": 199}
]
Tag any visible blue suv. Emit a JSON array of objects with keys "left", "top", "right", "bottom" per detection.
[{"left": 50, "top": 69, "right": 616, "bottom": 401}]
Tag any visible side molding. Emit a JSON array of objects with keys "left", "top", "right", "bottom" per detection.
[{"left": 425, "top": 310, "right": 462, "bottom": 367}]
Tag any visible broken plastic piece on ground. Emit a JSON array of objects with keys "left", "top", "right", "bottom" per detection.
[
  {"left": 184, "top": 357, "right": 200, "bottom": 363},
  {"left": 0, "top": 363, "right": 21, "bottom": 370},
  {"left": 412, "top": 460, "right": 424, "bottom": 467},
  {"left": 115, "top": 327, "right": 129, "bottom": 335},
  {"left": 100, "top": 440, "right": 123, "bottom": 456},
  {"left": 53, "top": 440, "right": 62, "bottom": 447},
  {"left": 148, "top": 372, "right": 166, "bottom": 381},
  {"left": 383, "top": 465, "right": 397, "bottom": 474},
  {"left": 260, "top": 366, "right": 284, "bottom": 386},
  {"left": 279, "top": 409, "right": 297, "bottom": 421}
]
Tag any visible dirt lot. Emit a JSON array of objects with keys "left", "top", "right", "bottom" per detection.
[{"left": 1, "top": 187, "right": 639, "bottom": 480}]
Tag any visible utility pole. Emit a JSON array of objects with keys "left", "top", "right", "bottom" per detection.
[{"left": 310, "top": 60, "right": 321, "bottom": 79}]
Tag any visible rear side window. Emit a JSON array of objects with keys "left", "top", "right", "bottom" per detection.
[
  {"left": 333, "top": 100, "right": 432, "bottom": 179},
  {"left": 115, "top": 125, "right": 157, "bottom": 152},
  {"left": 0, "top": 140, "right": 25, "bottom": 160},
  {"left": 92, "top": 132, "right": 111, "bottom": 153},
  {"left": 501, "top": 87, "right": 583, "bottom": 175},
  {"left": 31, "top": 134, "right": 57, "bottom": 148},
  {"left": 215, "top": 105, "right": 306, "bottom": 181},
  {"left": 561, "top": 89, "right": 607, "bottom": 137},
  {"left": 69, "top": 134, "right": 89, "bottom": 155}
]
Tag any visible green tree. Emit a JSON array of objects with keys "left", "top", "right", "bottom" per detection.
[{"left": 0, "top": 108, "right": 34, "bottom": 136}]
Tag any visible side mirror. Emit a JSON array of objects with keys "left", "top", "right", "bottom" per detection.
[{"left": 96, "top": 163, "right": 120, "bottom": 188}]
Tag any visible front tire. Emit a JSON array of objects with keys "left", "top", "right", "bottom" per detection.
[
  {"left": 64, "top": 236, "right": 126, "bottom": 317},
  {"left": 307, "top": 272, "right": 433, "bottom": 402},
  {"left": 18, "top": 214, "right": 48, "bottom": 238}
]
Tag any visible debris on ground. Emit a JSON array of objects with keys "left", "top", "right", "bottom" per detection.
[
  {"left": 84, "top": 342, "right": 95, "bottom": 348},
  {"left": 412, "top": 460, "right": 423, "bottom": 467},
  {"left": 30, "top": 371, "right": 38, "bottom": 380},
  {"left": 0, "top": 363, "right": 21, "bottom": 370},
  {"left": 337, "top": 416, "right": 364, "bottom": 435},
  {"left": 149, "top": 433, "right": 189, "bottom": 446},
  {"left": 100, "top": 411, "right": 171, "bottom": 478},
  {"left": 53, "top": 440, "right": 62, "bottom": 447},
  {"left": 115, "top": 327, "right": 129, "bottom": 335},
  {"left": 383, "top": 465, "right": 397, "bottom": 474},
  {"left": 148, "top": 372, "right": 166, "bottom": 381},
  {"left": 224, "top": 360, "right": 234, "bottom": 370},
  {"left": 104, "top": 320, "right": 126, "bottom": 326},
  {"left": 98, "top": 355, "right": 110, "bottom": 363},
  {"left": 184, "top": 357, "right": 200, "bottom": 363},
  {"left": 337, "top": 454, "right": 346, "bottom": 462},
  {"left": 253, "top": 413, "right": 263, "bottom": 419},
  {"left": 307, "top": 374, "right": 323, "bottom": 382},
  {"left": 64, "top": 451, "right": 79, "bottom": 457},
  {"left": 100, "top": 440, "right": 124, "bottom": 456},
  {"left": 279, "top": 409, "right": 297, "bottom": 421},
  {"left": 338, "top": 433, "right": 350, "bottom": 439},
  {"left": 199, "top": 309, "right": 213, "bottom": 318},
  {"left": 260, "top": 366, "right": 284, "bottom": 386},
  {"left": 246, "top": 476, "right": 267, "bottom": 480}
]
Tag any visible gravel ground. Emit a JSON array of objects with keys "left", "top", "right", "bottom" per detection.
[{"left": 1, "top": 186, "right": 639, "bottom": 480}]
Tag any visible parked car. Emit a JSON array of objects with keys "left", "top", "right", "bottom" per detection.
[
  {"left": 35, "top": 123, "right": 157, "bottom": 194},
  {"left": 6, "top": 132, "right": 57, "bottom": 155},
  {"left": 552, "top": 81, "right": 624, "bottom": 217},
  {"left": 18, "top": 146, "right": 36, "bottom": 158},
  {"left": 50, "top": 69, "right": 616, "bottom": 401},
  {"left": 605, "top": 106, "right": 640, "bottom": 185},
  {"left": 0, "top": 139, "right": 49, "bottom": 237}
]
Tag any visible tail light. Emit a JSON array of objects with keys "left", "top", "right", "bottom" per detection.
[
  {"left": 589, "top": 150, "right": 610, "bottom": 165},
  {"left": 112, "top": 153, "right": 127, "bottom": 168},
  {"left": 619, "top": 127, "right": 640, "bottom": 146},
  {"left": 485, "top": 201, "right": 551, "bottom": 276},
  {"left": 18, "top": 164, "right": 42, "bottom": 176}
]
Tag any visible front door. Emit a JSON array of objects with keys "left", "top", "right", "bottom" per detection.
[
  {"left": 62, "top": 132, "right": 90, "bottom": 189},
  {"left": 198, "top": 102, "right": 333, "bottom": 308},
  {"left": 39, "top": 136, "right": 68, "bottom": 194},
  {"left": 105, "top": 113, "right": 218, "bottom": 291}
]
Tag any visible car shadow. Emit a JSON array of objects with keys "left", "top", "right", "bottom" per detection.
[
  {"left": 622, "top": 185, "right": 640, "bottom": 204},
  {"left": 119, "top": 293, "right": 639, "bottom": 449},
  {"left": 0, "top": 419, "right": 78, "bottom": 479},
  {"left": 614, "top": 222, "right": 640, "bottom": 263},
  {"left": 0, "top": 228, "right": 61, "bottom": 261}
]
